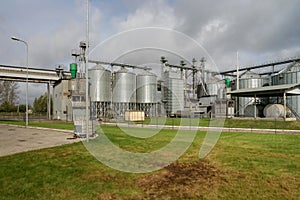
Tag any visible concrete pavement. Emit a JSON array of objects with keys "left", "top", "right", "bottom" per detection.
[{"left": 0, "top": 124, "right": 80, "bottom": 157}]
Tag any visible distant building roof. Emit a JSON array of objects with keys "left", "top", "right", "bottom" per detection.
[{"left": 239, "top": 70, "right": 260, "bottom": 79}]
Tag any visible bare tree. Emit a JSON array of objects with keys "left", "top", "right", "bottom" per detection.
[{"left": 0, "top": 81, "right": 19, "bottom": 105}]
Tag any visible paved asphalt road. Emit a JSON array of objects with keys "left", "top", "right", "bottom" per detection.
[{"left": 0, "top": 124, "right": 80, "bottom": 157}]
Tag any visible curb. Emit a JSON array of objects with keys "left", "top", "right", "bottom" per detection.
[
  {"left": 0, "top": 124, "right": 74, "bottom": 134},
  {"left": 100, "top": 122, "right": 300, "bottom": 135}
]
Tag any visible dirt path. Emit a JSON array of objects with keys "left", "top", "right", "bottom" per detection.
[
  {"left": 137, "top": 160, "right": 224, "bottom": 199},
  {"left": 0, "top": 124, "right": 80, "bottom": 157}
]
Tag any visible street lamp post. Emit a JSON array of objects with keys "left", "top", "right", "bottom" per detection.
[
  {"left": 85, "top": 0, "right": 90, "bottom": 141},
  {"left": 11, "top": 36, "right": 29, "bottom": 127}
]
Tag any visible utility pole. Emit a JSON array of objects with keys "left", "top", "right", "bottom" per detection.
[
  {"left": 192, "top": 58, "right": 197, "bottom": 99},
  {"left": 11, "top": 36, "right": 29, "bottom": 127},
  {"left": 85, "top": 0, "right": 90, "bottom": 141},
  {"left": 236, "top": 51, "right": 239, "bottom": 90}
]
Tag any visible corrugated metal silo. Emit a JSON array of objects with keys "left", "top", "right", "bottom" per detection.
[
  {"left": 237, "top": 70, "right": 265, "bottom": 116},
  {"left": 136, "top": 70, "right": 157, "bottom": 103},
  {"left": 206, "top": 76, "right": 224, "bottom": 98},
  {"left": 136, "top": 70, "right": 157, "bottom": 117},
  {"left": 88, "top": 65, "right": 112, "bottom": 118},
  {"left": 89, "top": 65, "right": 111, "bottom": 102},
  {"left": 271, "top": 62, "right": 300, "bottom": 118},
  {"left": 112, "top": 68, "right": 136, "bottom": 103},
  {"left": 112, "top": 68, "right": 136, "bottom": 116}
]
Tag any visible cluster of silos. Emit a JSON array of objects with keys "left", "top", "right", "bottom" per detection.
[
  {"left": 88, "top": 65, "right": 158, "bottom": 118},
  {"left": 237, "top": 70, "right": 266, "bottom": 117},
  {"left": 271, "top": 62, "right": 300, "bottom": 118}
]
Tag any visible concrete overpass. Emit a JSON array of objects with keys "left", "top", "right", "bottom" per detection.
[
  {"left": 0, "top": 64, "right": 72, "bottom": 120},
  {"left": 0, "top": 64, "right": 71, "bottom": 84}
]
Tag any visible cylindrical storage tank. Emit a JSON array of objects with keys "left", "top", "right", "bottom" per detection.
[
  {"left": 88, "top": 65, "right": 111, "bottom": 102},
  {"left": 70, "top": 63, "right": 77, "bottom": 79},
  {"left": 244, "top": 105, "right": 264, "bottom": 117},
  {"left": 272, "top": 71, "right": 300, "bottom": 86},
  {"left": 238, "top": 72, "right": 265, "bottom": 116},
  {"left": 239, "top": 77, "right": 264, "bottom": 89},
  {"left": 136, "top": 71, "right": 157, "bottom": 103},
  {"left": 271, "top": 65, "right": 300, "bottom": 118},
  {"left": 263, "top": 104, "right": 291, "bottom": 118},
  {"left": 112, "top": 68, "right": 136, "bottom": 103}
]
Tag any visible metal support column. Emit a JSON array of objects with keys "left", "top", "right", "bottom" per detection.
[
  {"left": 184, "top": 69, "right": 187, "bottom": 107},
  {"left": 47, "top": 82, "right": 51, "bottom": 120},
  {"left": 283, "top": 91, "right": 286, "bottom": 121},
  {"left": 85, "top": 0, "right": 90, "bottom": 141},
  {"left": 254, "top": 94, "right": 257, "bottom": 119},
  {"left": 236, "top": 51, "right": 239, "bottom": 90}
]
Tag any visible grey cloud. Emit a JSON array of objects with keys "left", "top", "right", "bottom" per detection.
[{"left": 171, "top": 0, "right": 300, "bottom": 68}]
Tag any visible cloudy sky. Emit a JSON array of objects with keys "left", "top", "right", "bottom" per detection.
[{"left": 1, "top": 0, "right": 300, "bottom": 104}]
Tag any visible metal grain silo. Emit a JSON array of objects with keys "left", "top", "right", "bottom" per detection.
[
  {"left": 238, "top": 70, "right": 265, "bottom": 117},
  {"left": 112, "top": 68, "right": 136, "bottom": 116},
  {"left": 136, "top": 70, "right": 157, "bottom": 116},
  {"left": 206, "top": 76, "right": 224, "bottom": 98},
  {"left": 88, "top": 65, "right": 112, "bottom": 118},
  {"left": 271, "top": 62, "right": 300, "bottom": 119},
  {"left": 136, "top": 71, "right": 157, "bottom": 103},
  {"left": 244, "top": 104, "right": 264, "bottom": 117},
  {"left": 89, "top": 65, "right": 111, "bottom": 102}
]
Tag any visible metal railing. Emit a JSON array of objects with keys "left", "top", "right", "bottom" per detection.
[{"left": 286, "top": 102, "right": 300, "bottom": 121}]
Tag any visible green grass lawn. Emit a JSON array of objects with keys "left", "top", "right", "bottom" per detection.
[
  {"left": 0, "top": 120, "right": 74, "bottom": 130},
  {"left": 130, "top": 117, "right": 300, "bottom": 130},
  {"left": 0, "top": 125, "right": 299, "bottom": 199},
  {"left": 2, "top": 118, "right": 300, "bottom": 130}
]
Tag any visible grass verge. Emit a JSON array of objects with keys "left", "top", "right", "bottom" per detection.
[
  {"left": 0, "top": 120, "right": 74, "bottom": 130},
  {"left": 0, "top": 125, "right": 299, "bottom": 199},
  {"left": 2, "top": 118, "right": 300, "bottom": 130}
]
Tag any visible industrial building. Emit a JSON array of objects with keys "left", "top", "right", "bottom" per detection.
[
  {"left": 52, "top": 54, "right": 227, "bottom": 122},
  {"left": 50, "top": 42, "right": 300, "bottom": 124},
  {"left": 1, "top": 53, "right": 299, "bottom": 127},
  {"left": 52, "top": 57, "right": 300, "bottom": 123},
  {"left": 225, "top": 58, "right": 300, "bottom": 120},
  {"left": 2, "top": 39, "right": 299, "bottom": 130}
]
